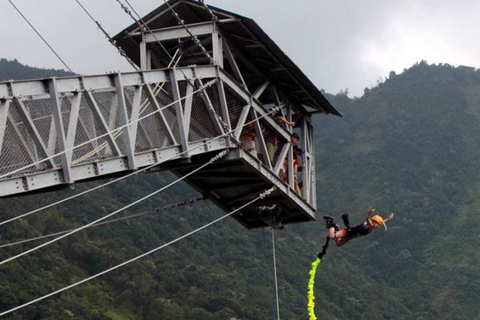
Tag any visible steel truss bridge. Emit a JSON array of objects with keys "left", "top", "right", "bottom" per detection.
[{"left": 0, "top": 0, "right": 339, "bottom": 228}]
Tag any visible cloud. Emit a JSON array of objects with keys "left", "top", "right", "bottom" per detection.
[
  {"left": 363, "top": 1, "right": 479, "bottom": 68},
  {"left": 2, "top": 0, "right": 480, "bottom": 97}
]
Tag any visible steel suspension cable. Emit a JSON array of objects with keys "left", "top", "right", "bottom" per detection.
[
  {"left": 73, "top": 0, "right": 230, "bottom": 169},
  {"left": 163, "top": 0, "right": 213, "bottom": 63},
  {"left": 114, "top": 0, "right": 213, "bottom": 112},
  {"left": 0, "top": 149, "right": 227, "bottom": 267},
  {"left": 115, "top": 0, "right": 205, "bottom": 94},
  {"left": 198, "top": 0, "right": 218, "bottom": 21},
  {"left": 115, "top": 0, "right": 173, "bottom": 62},
  {"left": 77, "top": 0, "right": 198, "bottom": 166},
  {"left": 7, "top": 0, "right": 74, "bottom": 73},
  {"left": 0, "top": 186, "right": 276, "bottom": 317}
]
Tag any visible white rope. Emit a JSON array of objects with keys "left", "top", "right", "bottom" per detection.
[
  {"left": 0, "top": 187, "right": 276, "bottom": 317},
  {"left": 0, "top": 79, "right": 216, "bottom": 181},
  {"left": 0, "top": 102, "right": 279, "bottom": 227},
  {"left": 0, "top": 198, "right": 201, "bottom": 249},
  {"left": 0, "top": 149, "right": 227, "bottom": 267},
  {"left": 271, "top": 228, "right": 281, "bottom": 320}
]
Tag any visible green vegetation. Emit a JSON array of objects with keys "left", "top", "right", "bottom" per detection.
[
  {"left": 0, "top": 58, "right": 479, "bottom": 319},
  {"left": 0, "top": 58, "right": 71, "bottom": 82}
]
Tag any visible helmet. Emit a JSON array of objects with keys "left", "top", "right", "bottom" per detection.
[{"left": 371, "top": 215, "right": 384, "bottom": 226}]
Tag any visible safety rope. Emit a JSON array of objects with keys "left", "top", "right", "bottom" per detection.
[
  {"left": 0, "top": 197, "right": 203, "bottom": 249},
  {"left": 7, "top": 0, "right": 74, "bottom": 73},
  {"left": 0, "top": 150, "right": 227, "bottom": 267},
  {"left": 262, "top": 229, "right": 276, "bottom": 320},
  {"left": 0, "top": 187, "right": 276, "bottom": 317},
  {"left": 271, "top": 228, "right": 281, "bottom": 319}
]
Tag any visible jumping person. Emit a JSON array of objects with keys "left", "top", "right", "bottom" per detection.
[{"left": 323, "top": 207, "right": 394, "bottom": 247}]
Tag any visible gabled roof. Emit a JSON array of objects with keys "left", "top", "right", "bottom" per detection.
[{"left": 113, "top": 0, "right": 340, "bottom": 116}]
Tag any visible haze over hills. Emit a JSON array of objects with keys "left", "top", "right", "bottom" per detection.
[{"left": 0, "top": 58, "right": 479, "bottom": 319}]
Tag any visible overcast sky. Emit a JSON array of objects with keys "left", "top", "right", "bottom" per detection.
[{"left": 1, "top": 0, "right": 479, "bottom": 97}]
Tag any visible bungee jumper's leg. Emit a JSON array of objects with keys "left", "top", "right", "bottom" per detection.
[
  {"left": 323, "top": 216, "right": 339, "bottom": 230},
  {"left": 342, "top": 213, "right": 350, "bottom": 228}
]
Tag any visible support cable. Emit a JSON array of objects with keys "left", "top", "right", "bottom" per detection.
[
  {"left": 0, "top": 98, "right": 280, "bottom": 227},
  {"left": 0, "top": 187, "right": 276, "bottom": 317},
  {"left": 74, "top": 0, "right": 139, "bottom": 70},
  {"left": 198, "top": 0, "right": 218, "bottom": 21},
  {"left": 113, "top": 0, "right": 199, "bottom": 113},
  {"left": 115, "top": 0, "right": 211, "bottom": 104},
  {"left": 119, "top": 0, "right": 222, "bottom": 108},
  {"left": 115, "top": 0, "right": 203, "bottom": 91},
  {"left": 163, "top": 0, "right": 214, "bottom": 63},
  {"left": 0, "top": 197, "right": 203, "bottom": 249},
  {"left": 7, "top": 0, "right": 74, "bottom": 73},
  {"left": 80, "top": 0, "right": 195, "bottom": 166},
  {"left": 69, "top": 0, "right": 182, "bottom": 165},
  {"left": 271, "top": 228, "right": 281, "bottom": 320},
  {"left": 115, "top": 0, "right": 173, "bottom": 63},
  {"left": 0, "top": 149, "right": 228, "bottom": 267}
]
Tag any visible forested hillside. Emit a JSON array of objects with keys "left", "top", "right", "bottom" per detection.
[
  {"left": 0, "top": 58, "right": 479, "bottom": 319},
  {"left": 315, "top": 61, "right": 480, "bottom": 319},
  {"left": 0, "top": 58, "right": 71, "bottom": 81}
]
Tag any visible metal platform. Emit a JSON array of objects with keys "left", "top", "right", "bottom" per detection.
[{"left": 164, "top": 148, "right": 316, "bottom": 228}]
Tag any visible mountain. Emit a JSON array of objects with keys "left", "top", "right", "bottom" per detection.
[
  {"left": 0, "top": 58, "right": 479, "bottom": 319},
  {"left": 0, "top": 58, "right": 71, "bottom": 81},
  {"left": 314, "top": 61, "right": 480, "bottom": 319}
]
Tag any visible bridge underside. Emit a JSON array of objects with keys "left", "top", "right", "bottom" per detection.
[{"left": 162, "top": 149, "right": 314, "bottom": 228}]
